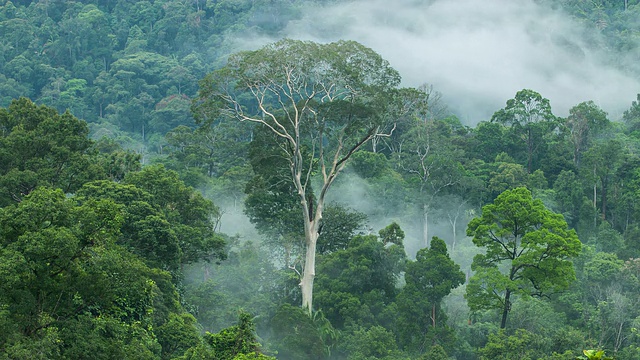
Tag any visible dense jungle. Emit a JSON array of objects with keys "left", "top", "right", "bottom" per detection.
[{"left": 2, "top": 0, "right": 640, "bottom": 359}]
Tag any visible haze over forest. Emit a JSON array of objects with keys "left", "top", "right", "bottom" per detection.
[
  {"left": 234, "top": 0, "right": 640, "bottom": 121},
  {"left": 2, "top": 0, "right": 640, "bottom": 359}
]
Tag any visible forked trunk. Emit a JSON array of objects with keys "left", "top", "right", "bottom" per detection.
[{"left": 299, "top": 192, "right": 325, "bottom": 315}]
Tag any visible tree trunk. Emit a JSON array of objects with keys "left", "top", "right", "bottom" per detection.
[
  {"left": 299, "top": 187, "right": 325, "bottom": 315},
  {"left": 500, "top": 289, "right": 512, "bottom": 329},
  {"left": 452, "top": 224, "right": 456, "bottom": 252},
  {"left": 431, "top": 303, "right": 437, "bottom": 328},
  {"left": 300, "top": 228, "right": 318, "bottom": 314},
  {"left": 449, "top": 214, "right": 457, "bottom": 252},
  {"left": 423, "top": 204, "right": 430, "bottom": 247}
]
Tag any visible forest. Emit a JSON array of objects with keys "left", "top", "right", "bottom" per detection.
[{"left": 2, "top": 0, "right": 640, "bottom": 359}]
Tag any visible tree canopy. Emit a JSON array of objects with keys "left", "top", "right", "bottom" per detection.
[{"left": 465, "top": 187, "right": 581, "bottom": 329}]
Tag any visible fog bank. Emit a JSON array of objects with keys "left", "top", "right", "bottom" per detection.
[{"left": 237, "top": 0, "right": 640, "bottom": 123}]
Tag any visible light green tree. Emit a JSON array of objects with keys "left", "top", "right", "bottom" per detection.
[{"left": 465, "top": 187, "right": 581, "bottom": 329}]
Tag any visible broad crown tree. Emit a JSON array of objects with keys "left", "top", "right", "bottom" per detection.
[
  {"left": 465, "top": 187, "right": 581, "bottom": 329},
  {"left": 193, "top": 39, "right": 402, "bottom": 314}
]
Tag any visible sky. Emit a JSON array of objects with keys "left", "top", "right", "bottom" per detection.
[{"left": 235, "top": 0, "right": 640, "bottom": 124}]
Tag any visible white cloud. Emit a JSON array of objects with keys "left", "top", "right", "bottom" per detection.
[{"left": 269, "top": 0, "right": 640, "bottom": 123}]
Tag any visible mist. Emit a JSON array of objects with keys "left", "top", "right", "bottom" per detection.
[{"left": 234, "top": 0, "right": 640, "bottom": 123}]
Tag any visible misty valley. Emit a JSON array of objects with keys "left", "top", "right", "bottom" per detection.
[{"left": 2, "top": 0, "right": 640, "bottom": 359}]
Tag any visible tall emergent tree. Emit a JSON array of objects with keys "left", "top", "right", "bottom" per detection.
[
  {"left": 193, "top": 39, "right": 401, "bottom": 314},
  {"left": 465, "top": 187, "right": 581, "bottom": 329}
]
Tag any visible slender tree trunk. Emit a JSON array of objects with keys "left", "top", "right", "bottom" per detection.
[
  {"left": 451, "top": 223, "right": 456, "bottom": 252},
  {"left": 615, "top": 320, "right": 625, "bottom": 353},
  {"left": 423, "top": 204, "right": 430, "bottom": 247},
  {"left": 500, "top": 289, "right": 512, "bottom": 329},
  {"left": 431, "top": 303, "right": 437, "bottom": 328}
]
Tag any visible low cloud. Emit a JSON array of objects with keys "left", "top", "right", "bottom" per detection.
[{"left": 237, "top": 0, "right": 640, "bottom": 123}]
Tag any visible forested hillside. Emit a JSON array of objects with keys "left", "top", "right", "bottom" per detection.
[{"left": 2, "top": 0, "right": 640, "bottom": 359}]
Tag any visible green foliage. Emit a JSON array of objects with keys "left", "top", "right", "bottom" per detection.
[
  {"left": 124, "top": 164, "right": 227, "bottom": 266},
  {"left": 77, "top": 170, "right": 226, "bottom": 271},
  {"left": 317, "top": 205, "right": 368, "bottom": 254},
  {"left": 205, "top": 311, "right": 269, "bottom": 360},
  {"left": 267, "top": 304, "right": 330, "bottom": 360},
  {"left": 0, "top": 98, "right": 101, "bottom": 206},
  {"left": 466, "top": 187, "right": 581, "bottom": 328},
  {"left": 155, "top": 313, "right": 201, "bottom": 359},
  {"left": 339, "top": 325, "right": 409, "bottom": 360},
  {"left": 315, "top": 229, "right": 407, "bottom": 328},
  {"left": 349, "top": 151, "right": 391, "bottom": 179},
  {"left": 479, "top": 329, "right": 543, "bottom": 360},
  {"left": 379, "top": 222, "right": 405, "bottom": 246},
  {"left": 578, "top": 349, "right": 614, "bottom": 360},
  {"left": 396, "top": 237, "right": 464, "bottom": 354},
  {"left": 6, "top": 1, "right": 640, "bottom": 357},
  {"left": 0, "top": 186, "right": 200, "bottom": 359},
  {"left": 421, "top": 344, "right": 449, "bottom": 360},
  {"left": 565, "top": 101, "right": 610, "bottom": 166},
  {"left": 491, "top": 89, "right": 559, "bottom": 173}
]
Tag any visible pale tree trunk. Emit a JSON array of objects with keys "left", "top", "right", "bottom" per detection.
[
  {"left": 295, "top": 130, "right": 358, "bottom": 314},
  {"left": 447, "top": 201, "right": 466, "bottom": 253},
  {"left": 423, "top": 204, "right": 430, "bottom": 248},
  {"left": 451, "top": 219, "right": 456, "bottom": 252},
  {"left": 300, "top": 200, "right": 323, "bottom": 314},
  {"left": 300, "top": 231, "right": 317, "bottom": 312}
]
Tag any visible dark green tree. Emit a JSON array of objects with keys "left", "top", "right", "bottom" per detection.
[
  {"left": 205, "top": 310, "right": 274, "bottom": 360},
  {"left": 314, "top": 224, "right": 407, "bottom": 329},
  {"left": 491, "top": 89, "right": 558, "bottom": 173},
  {"left": 420, "top": 344, "right": 449, "bottom": 360},
  {"left": 338, "top": 325, "right": 409, "bottom": 360},
  {"left": 0, "top": 187, "right": 194, "bottom": 359},
  {"left": 77, "top": 166, "right": 226, "bottom": 271},
  {"left": 581, "top": 139, "right": 625, "bottom": 222},
  {"left": 396, "top": 236, "right": 464, "bottom": 354},
  {"left": 478, "top": 329, "right": 542, "bottom": 360},
  {"left": 266, "top": 304, "right": 330, "bottom": 360},
  {"left": 0, "top": 98, "right": 102, "bottom": 206},
  {"left": 124, "top": 164, "right": 226, "bottom": 265}
]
